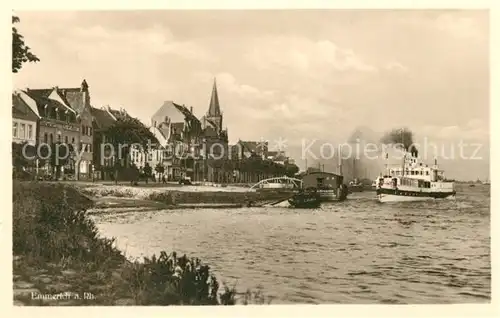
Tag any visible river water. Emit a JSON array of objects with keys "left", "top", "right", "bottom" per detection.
[{"left": 91, "top": 184, "right": 490, "bottom": 304}]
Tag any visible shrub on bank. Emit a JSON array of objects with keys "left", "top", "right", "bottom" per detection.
[
  {"left": 13, "top": 181, "right": 123, "bottom": 269},
  {"left": 12, "top": 182, "right": 236, "bottom": 305},
  {"left": 118, "top": 252, "right": 236, "bottom": 305}
]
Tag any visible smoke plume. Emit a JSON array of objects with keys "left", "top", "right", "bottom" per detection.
[{"left": 380, "top": 127, "right": 419, "bottom": 157}]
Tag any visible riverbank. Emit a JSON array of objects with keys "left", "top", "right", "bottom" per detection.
[
  {"left": 73, "top": 182, "right": 294, "bottom": 209},
  {"left": 13, "top": 181, "right": 243, "bottom": 306}
]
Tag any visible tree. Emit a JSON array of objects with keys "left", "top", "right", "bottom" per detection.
[
  {"left": 143, "top": 162, "right": 152, "bottom": 184},
  {"left": 155, "top": 163, "right": 165, "bottom": 182},
  {"left": 284, "top": 163, "right": 299, "bottom": 177},
  {"left": 106, "top": 115, "right": 159, "bottom": 183},
  {"left": 12, "top": 16, "right": 39, "bottom": 73},
  {"left": 12, "top": 142, "right": 36, "bottom": 172}
]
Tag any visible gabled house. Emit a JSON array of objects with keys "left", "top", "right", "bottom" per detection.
[
  {"left": 12, "top": 92, "right": 39, "bottom": 146},
  {"left": 91, "top": 106, "right": 117, "bottom": 179},
  {"left": 22, "top": 80, "right": 93, "bottom": 180},
  {"left": 150, "top": 100, "right": 203, "bottom": 181}
]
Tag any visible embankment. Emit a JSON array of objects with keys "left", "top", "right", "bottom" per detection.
[
  {"left": 12, "top": 181, "right": 246, "bottom": 306},
  {"left": 148, "top": 190, "right": 294, "bottom": 205},
  {"left": 77, "top": 184, "right": 294, "bottom": 209}
]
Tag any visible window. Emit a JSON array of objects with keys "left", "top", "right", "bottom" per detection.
[
  {"left": 44, "top": 133, "right": 48, "bottom": 143},
  {"left": 20, "top": 124, "right": 26, "bottom": 139},
  {"left": 89, "top": 144, "right": 92, "bottom": 152},
  {"left": 57, "top": 134, "right": 61, "bottom": 142},
  {"left": 50, "top": 134, "right": 53, "bottom": 144},
  {"left": 82, "top": 125, "right": 85, "bottom": 134},
  {"left": 72, "top": 137, "right": 75, "bottom": 144},
  {"left": 89, "top": 127, "right": 92, "bottom": 136},
  {"left": 28, "top": 125, "right": 33, "bottom": 139},
  {"left": 65, "top": 136, "right": 68, "bottom": 144},
  {"left": 426, "top": 171, "right": 429, "bottom": 176},
  {"left": 13, "top": 122, "right": 18, "bottom": 138}
]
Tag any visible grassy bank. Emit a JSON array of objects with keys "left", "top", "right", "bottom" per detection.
[{"left": 13, "top": 182, "right": 245, "bottom": 305}]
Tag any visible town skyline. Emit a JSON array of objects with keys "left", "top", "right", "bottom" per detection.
[{"left": 12, "top": 10, "right": 489, "bottom": 180}]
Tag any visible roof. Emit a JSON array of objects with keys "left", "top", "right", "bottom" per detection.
[
  {"left": 303, "top": 171, "right": 342, "bottom": 177},
  {"left": 23, "top": 89, "right": 73, "bottom": 115},
  {"left": 20, "top": 81, "right": 89, "bottom": 116},
  {"left": 207, "top": 79, "right": 221, "bottom": 116},
  {"left": 12, "top": 94, "right": 39, "bottom": 121},
  {"left": 151, "top": 101, "right": 186, "bottom": 125},
  {"left": 156, "top": 122, "right": 171, "bottom": 141},
  {"left": 26, "top": 88, "right": 81, "bottom": 114},
  {"left": 64, "top": 89, "right": 86, "bottom": 114},
  {"left": 91, "top": 107, "right": 116, "bottom": 130},
  {"left": 238, "top": 140, "right": 268, "bottom": 153},
  {"left": 149, "top": 126, "right": 168, "bottom": 146},
  {"left": 108, "top": 108, "right": 124, "bottom": 119}
]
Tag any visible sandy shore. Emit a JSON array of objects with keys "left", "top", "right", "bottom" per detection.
[{"left": 78, "top": 183, "right": 255, "bottom": 200}]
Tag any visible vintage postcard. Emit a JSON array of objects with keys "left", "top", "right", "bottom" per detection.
[{"left": 8, "top": 3, "right": 495, "bottom": 316}]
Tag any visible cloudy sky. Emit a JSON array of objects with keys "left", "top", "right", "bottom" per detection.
[{"left": 12, "top": 10, "right": 489, "bottom": 180}]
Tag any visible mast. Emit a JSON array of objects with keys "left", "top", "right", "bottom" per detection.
[
  {"left": 338, "top": 150, "right": 343, "bottom": 175},
  {"left": 401, "top": 128, "right": 406, "bottom": 178},
  {"left": 353, "top": 158, "right": 356, "bottom": 180}
]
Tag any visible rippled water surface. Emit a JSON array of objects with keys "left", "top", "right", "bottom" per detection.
[{"left": 91, "top": 184, "right": 490, "bottom": 304}]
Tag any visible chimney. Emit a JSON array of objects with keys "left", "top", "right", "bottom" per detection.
[
  {"left": 81, "top": 79, "right": 89, "bottom": 106},
  {"left": 190, "top": 106, "right": 193, "bottom": 114}
]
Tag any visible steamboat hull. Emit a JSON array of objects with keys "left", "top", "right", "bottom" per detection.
[
  {"left": 317, "top": 189, "right": 348, "bottom": 202},
  {"left": 348, "top": 185, "right": 364, "bottom": 193},
  {"left": 376, "top": 188, "right": 456, "bottom": 203}
]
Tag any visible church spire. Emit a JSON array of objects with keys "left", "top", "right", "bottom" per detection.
[{"left": 207, "top": 78, "right": 221, "bottom": 116}]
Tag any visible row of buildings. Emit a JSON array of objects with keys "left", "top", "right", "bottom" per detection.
[{"left": 12, "top": 79, "right": 295, "bottom": 182}]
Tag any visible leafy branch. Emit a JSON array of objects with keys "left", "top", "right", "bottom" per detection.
[{"left": 12, "top": 15, "right": 40, "bottom": 73}]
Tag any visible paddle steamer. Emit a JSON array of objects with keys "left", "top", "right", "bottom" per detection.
[{"left": 376, "top": 149, "right": 456, "bottom": 203}]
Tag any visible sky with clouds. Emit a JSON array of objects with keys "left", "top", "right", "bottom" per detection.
[{"left": 12, "top": 10, "right": 489, "bottom": 180}]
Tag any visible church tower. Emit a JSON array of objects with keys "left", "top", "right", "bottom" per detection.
[{"left": 204, "top": 78, "right": 223, "bottom": 132}]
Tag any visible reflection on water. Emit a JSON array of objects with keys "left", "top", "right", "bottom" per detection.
[{"left": 91, "top": 185, "right": 490, "bottom": 304}]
